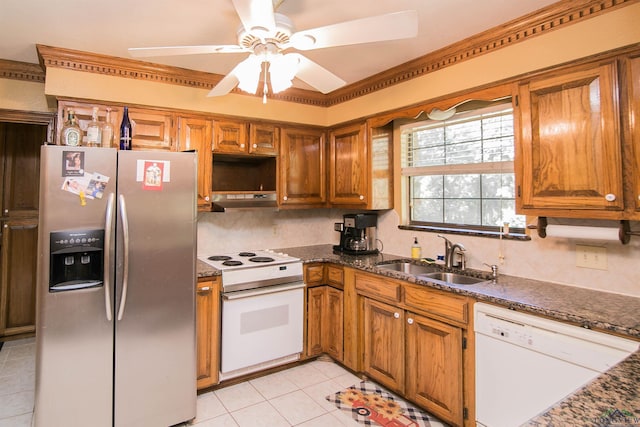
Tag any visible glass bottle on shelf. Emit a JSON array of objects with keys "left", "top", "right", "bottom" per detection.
[
  {"left": 101, "top": 108, "right": 115, "bottom": 148},
  {"left": 119, "top": 106, "right": 132, "bottom": 150},
  {"left": 86, "top": 106, "right": 102, "bottom": 147},
  {"left": 61, "top": 109, "right": 83, "bottom": 146}
]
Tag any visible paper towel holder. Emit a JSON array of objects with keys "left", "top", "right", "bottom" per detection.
[{"left": 528, "top": 217, "right": 637, "bottom": 244}]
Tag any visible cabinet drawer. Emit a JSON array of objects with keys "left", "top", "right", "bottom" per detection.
[
  {"left": 404, "top": 286, "right": 468, "bottom": 324},
  {"left": 326, "top": 265, "right": 344, "bottom": 286},
  {"left": 305, "top": 264, "right": 324, "bottom": 285},
  {"left": 355, "top": 273, "right": 401, "bottom": 302}
]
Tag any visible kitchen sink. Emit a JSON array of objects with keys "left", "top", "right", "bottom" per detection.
[
  {"left": 376, "top": 262, "right": 438, "bottom": 276},
  {"left": 419, "top": 271, "right": 486, "bottom": 285}
]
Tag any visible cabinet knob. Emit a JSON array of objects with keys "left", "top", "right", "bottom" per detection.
[
  {"left": 359, "top": 195, "right": 364, "bottom": 200},
  {"left": 3, "top": 209, "right": 7, "bottom": 214},
  {"left": 253, "top": 143, "right": 257, "bottom": 148},
  {"left": 393, "top": 312, "right": 400, "bottom": 319},
  {"left": 205, "top": 196, "right": 210, "bottom": 202},
  {"left": 407, "top": 318, "right": 414, "bottom": 325},
  {"left": 283, "top": 196, "right": 288, "bottom": 201},
  {"left": 240, "top": 143, "right": 245, "bottom": 148},
  {"left": 605, "top": 193, "right": 616, "bottom": 202}
]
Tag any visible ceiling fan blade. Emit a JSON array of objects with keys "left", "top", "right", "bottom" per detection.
[
  {"left": 231, "top": 0, "right": 275, "bottom": 33},
  {"left": 289, "top": 10, "right": 418, "bottom": 51},
  {"left": 288, "top": 54, "right": 346, "bottom": 94},
  {"left": 128, "top": 45, "right": 245, "bottom": 57},
  {"left": 207, "top": 73, "right": 240, "bottom": 97}
]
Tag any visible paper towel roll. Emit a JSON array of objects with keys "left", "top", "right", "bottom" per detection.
[{"left": 544, "top": 224, "right": 620, "bottom": 242}]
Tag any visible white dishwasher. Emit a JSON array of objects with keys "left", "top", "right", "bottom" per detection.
[{"left": 474, "top": 302, "right": 638, "bottom": 427}]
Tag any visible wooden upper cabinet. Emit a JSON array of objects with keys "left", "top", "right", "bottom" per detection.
[
  {"left": 329, "top": 122, "right": 368, "bottom": 206},
  {"left": 128, "top": 109, "right": 174, "bottom": 151},
  {"left": 516, "top": 61, "right": 624, "bottom": 217},
  {"left": 57, "top": 100, "right": 122, "bottom": 147},
  {"left": 213, "top": 120, "right": 248, "bottom": 154},
  {"left": 178, "top": 116, "right": 213, "bottom": 209},
  {"left": 328, "top": 121, "right": 393, "bottom": 210},
  {"left": 279, "top": 126, "right": 326, "bottom": 207},
  {"left": 625, "top": 54, "right": 640, "bottom": 216},
  {"left": 249, "top": 123, "right": 279, "bottom": 155}
]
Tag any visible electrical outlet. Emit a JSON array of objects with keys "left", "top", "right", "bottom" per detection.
[{"left": 575, "top": 244, "right": 608, "bottom": 270}]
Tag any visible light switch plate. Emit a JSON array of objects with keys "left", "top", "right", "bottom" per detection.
[{"left": 575, "top": 244, "right": 608, "bottom": 270}]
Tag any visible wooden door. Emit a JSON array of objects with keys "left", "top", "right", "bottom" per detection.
[
  {"left": 279, "top": 127, "right": 326, "bottom": 207},
  {"left": 178, "top": 117, "right": 213, "bottom": 209},
  {"left": 323, "top": 287, "right": 344, "bottom": 361},
  {"left": 626, "top": 55, "right": 640, "bottom": 215},
  {"left": 362, "top": 298, "right": 404, "bottom": 393},
  {"left": 249, "top": 123, "right": 279, "bottom": 155},
  {"left": 406, "top": 312, "right": 463, "bottom": 426},
  {"left": 517, "top": 61, "right": 624, "bottom": 216},
  {"left": 306, "top": 286, "right": 325, "bottom": 357},
  {"left": 0, "top": 218, "right": 38, "bottom": 337},
  {"left": 196, "top": 278, "right": 220, "bottom": 390},
  {"left": 329, "top": 123, "right": 367, "bottom": 206},
  {"left": 213, "top": 120, "right": 248, "bottom": 154}
]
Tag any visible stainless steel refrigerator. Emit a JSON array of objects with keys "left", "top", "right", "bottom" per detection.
[{"left": 34, "top": 146, "right": 197, "bottom": 427}]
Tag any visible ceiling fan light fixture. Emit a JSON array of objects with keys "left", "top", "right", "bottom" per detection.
[
  {"left": 269, "top": 53, "right": 299, "bottom": 93},
  {"left": 236, "top": 54, "right": 262, "bottom": 94}
]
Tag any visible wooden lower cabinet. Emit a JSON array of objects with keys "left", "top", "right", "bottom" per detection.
[
  {"left": 306, "top": 285, "right": 344, "bottom": 361},
  {"left": 0, "top": 218, "right": 39, "bottom": 337},
  {"left": 196, "top": 277, "right": 220, "bottom": 390},
  {"left": 406, "top": 312, "right": 464, "bottom": 425}
]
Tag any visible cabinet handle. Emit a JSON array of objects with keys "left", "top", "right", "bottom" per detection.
[
  {"left": 359, "top": 195, "right": 364, "bottom": 200},
  {"left": 283, "top": 195, "right": 288, "bottom": 201},
  {"left": 605, "top": 193, "right": 616, "bottom": 202},
  {"left": 393, "top": 312, "right": 400, "bottom": 319},
  {"left": 198, "top": 286, "right": 211, "bottom": 292},
  {"left": 407, "top": 318, "right": 414, "bottom": 325}
]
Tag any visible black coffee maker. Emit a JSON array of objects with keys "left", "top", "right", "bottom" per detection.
[{"left": 333, "top": 213, "right": 378, "bottom": 255}]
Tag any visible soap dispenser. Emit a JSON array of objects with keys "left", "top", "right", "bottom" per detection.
[{"left": 411, "top": 237, "right": 421, "bottom": 259}]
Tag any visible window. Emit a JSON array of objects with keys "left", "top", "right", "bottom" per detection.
[{"left": 401, "top": 103, "right": 526, "bottom": 233}]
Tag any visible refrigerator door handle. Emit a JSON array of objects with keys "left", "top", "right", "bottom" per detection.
[
  {"left": 117, "top": 194, "right": 130, "bottom": 321},
  {"left": 104, "top": 192, "right": 115, "bottom": 321}
]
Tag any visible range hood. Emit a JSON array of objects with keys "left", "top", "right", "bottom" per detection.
[{"left": 211, "top": 192, "right": 278, "bottom": 212}]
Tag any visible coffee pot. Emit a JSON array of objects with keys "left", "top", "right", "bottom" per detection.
[{"left": 333, "top": 213, "right": 378, "bottom": 255}]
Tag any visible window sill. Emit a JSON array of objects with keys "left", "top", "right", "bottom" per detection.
[{"left": 398, "top": 224, "right": 531, "bottom": 241}]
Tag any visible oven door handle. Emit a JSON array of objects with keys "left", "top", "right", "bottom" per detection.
[{"left": 222, "top": 282, "right": 305, "bottom": 301}]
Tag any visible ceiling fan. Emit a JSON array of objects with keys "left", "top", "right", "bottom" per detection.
[{"left": 128, "top": 0, "right": 418, "bottom": 100}]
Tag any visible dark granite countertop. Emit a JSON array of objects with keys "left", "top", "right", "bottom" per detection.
[{"left": 197, "top": 244, "right": 640, "bottom": 426}]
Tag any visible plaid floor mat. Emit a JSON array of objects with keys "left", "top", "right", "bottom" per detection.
[{"left": 326, "top": 380, "right": 449, "bottom": 427}]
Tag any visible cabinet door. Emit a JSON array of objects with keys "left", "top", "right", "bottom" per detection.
[
  {"left": 362, "top": 298, "right": 404, "bottom": 393},
  {"left": 279, "top": 127, "right": 326, "bottom": 207},
  {"left": 213, "top": 120, "right": 248, "bottom": 154},
  {"left": 57, "top": 101, "right": 121, "bottom": 146},
  {"left": 329, "top": 123, "right": 367, "bottom": 206},
  {"left": 196, "top": 279, "right": 220, "bottom": 390},
  {"left": 178, "top": 117, "right": 213, "bottom": 209},
  {"left": 323, "top": 287, "right": 343, "bottom": 361},
  {"left": 128, "top": 109, "right": 174, "bottom": 151},
  {"left": 1, "top": 123, "right": 44, "bottom": 218},
  {"left": 627, "top": 55, "right": 640, "bottom": 215},
  {"left": 0, "top": 218, "right": 38, "bottom": 337},
  {"left": 306, "top": 286, "right": 325, "bottom": 357},
  {"left": 517, "top": 62, "right": 624, "bottom": 215},
  {"left": 249, "top": 123, "right": 279, "bottom": 155},
  {"left": 406, "top": 312, "right": 463, "bottom": 426}
]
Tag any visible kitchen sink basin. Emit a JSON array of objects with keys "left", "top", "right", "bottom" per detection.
[
  {"left": 419, "top": 271, "right": 486, "bottom": 285},
  {"left": 376, "top": 262, "right": 438, "bottom": 276}
]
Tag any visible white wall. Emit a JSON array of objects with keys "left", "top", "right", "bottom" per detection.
[{"left": 197, "top": 208, "right": 640, "bottom": 297}]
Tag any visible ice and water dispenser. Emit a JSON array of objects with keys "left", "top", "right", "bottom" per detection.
[{"left": 49, "top": 229, "right": 104, "bottom": 292}]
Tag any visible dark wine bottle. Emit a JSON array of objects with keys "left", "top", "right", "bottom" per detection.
[{"left": 119, "top": 106, "right": 132, "bottom": 150}]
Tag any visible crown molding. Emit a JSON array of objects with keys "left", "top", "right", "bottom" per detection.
[
  {"left": 0, "top": 59, "right": 45, "bottom": 83},
  {"left": 2, "top": 0, "right": 635, "bottom": 106}
]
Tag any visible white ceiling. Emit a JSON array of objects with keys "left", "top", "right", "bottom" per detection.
[{"left": 0, "top": 0, "right": 559, "bottom": 91}]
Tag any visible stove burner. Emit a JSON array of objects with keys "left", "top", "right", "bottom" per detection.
[
  {"left": 222, "top": 260, "right": 243, "bottom": 266},
  {"left": 208, "top": 255, "right": 232, "bottom": 261},
  {"left": 249, "top": 256, "right": 274, "bottom": 263},
  {"left": 238, "top": 252, "right": 257, "bottom": 257}
]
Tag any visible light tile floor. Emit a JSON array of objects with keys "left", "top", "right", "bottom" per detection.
[{"left": 0, "top": 337, "right": 369, "bottom": 426}]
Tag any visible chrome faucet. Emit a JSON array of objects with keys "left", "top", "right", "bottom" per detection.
[{"left": 437, "top": 235, "right": 466, "bottom": 269}]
